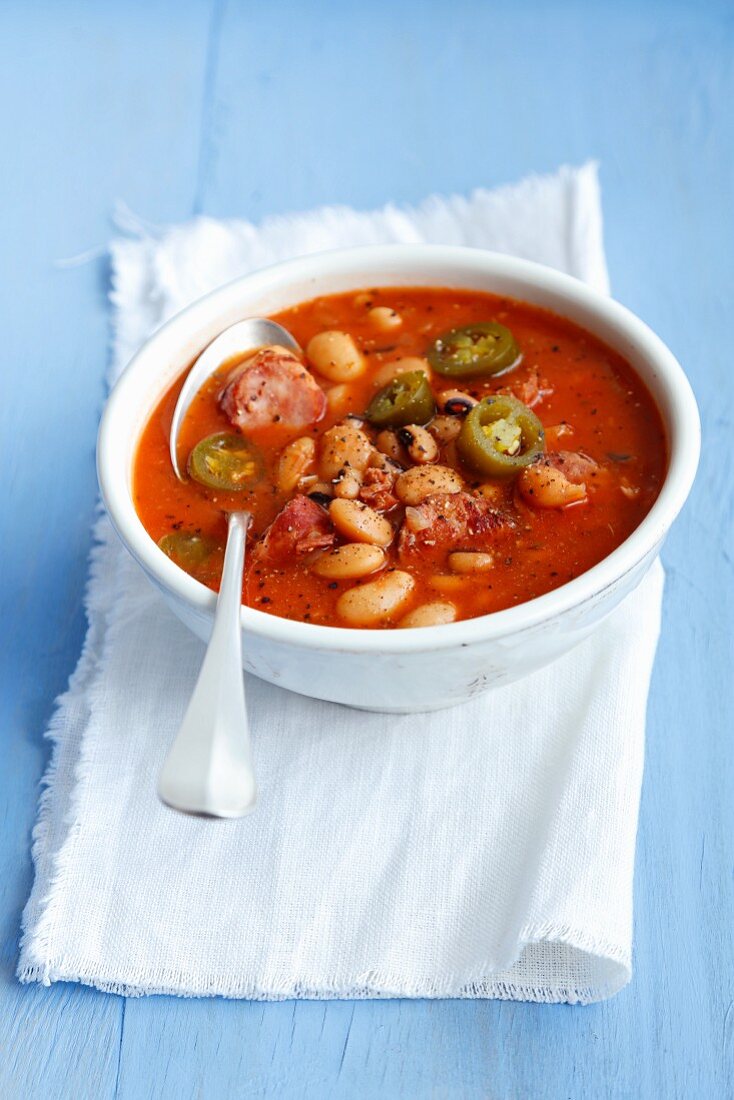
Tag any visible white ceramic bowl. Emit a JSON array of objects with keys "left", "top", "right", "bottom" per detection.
[{"left": 97, "top": 245, "right": 700, "bottom": 712}]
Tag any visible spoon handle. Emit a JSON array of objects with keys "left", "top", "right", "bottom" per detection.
[{"left": 158, "top": 512, "right": 256, "bottom": 817}]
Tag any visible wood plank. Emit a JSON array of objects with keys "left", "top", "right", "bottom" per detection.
[
  {"left": 1, "top": 0, "right": 732, "bottom": 1097},
  {"left": 0, "top": 1, "right": 213, "bottom": 1096}
]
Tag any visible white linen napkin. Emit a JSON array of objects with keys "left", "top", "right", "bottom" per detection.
[{"left": 19, "top": 163, "right": 664, "bottom": 1004}]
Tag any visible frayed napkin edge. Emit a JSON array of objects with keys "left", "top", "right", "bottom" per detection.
[{"left": 18, "top": 920, "right": 629, "bottom": 1004}]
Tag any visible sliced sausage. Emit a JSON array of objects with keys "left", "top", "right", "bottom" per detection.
[
  {"left": 253, "top": 494, "right": 335, "bottom": 564},
  {"left": 397, "top": 491, "right": 514, "bottom": 562},
  {"left": 220, "top": 346, "right": 327, "bottom": 433}
]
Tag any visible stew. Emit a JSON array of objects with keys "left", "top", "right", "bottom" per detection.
[{"left": 133, "top": 287, "right": 667, "bottom": 628}]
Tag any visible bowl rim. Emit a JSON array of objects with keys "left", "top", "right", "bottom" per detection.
[{"left": 97, "top": 243, "right": 700, "bottom": 653}]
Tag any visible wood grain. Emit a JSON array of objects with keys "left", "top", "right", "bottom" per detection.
[{"left": 1, "top": 0, "right": 731, "bottom": 1096}]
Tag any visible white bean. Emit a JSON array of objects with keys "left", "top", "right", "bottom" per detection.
[
  {"left": 311, "top": 543, "right": 386, "bottom": 579},
  {"left": 326, "top": 383, "right": 358, "bottom": 415},
  {"left": 394, "top": 464, "right": 464, "bottom": 505},
  {"left": 333, "top": 467, "right": 363, "bottom": 499},
  {"left": 329, "top": 498, "right": 393, "bottom": 546},
  {"left": 307, "top": 331, "right": 365, "bottom": 382},
  {"left": 371, "top": 357, "right": 432, "bottom": 388},
  {"left": 375, "top": 429, "right": 406, "bottom": 464},
  {"left": 276, "top": 436, "right": 316, "bottom": 493},
  {"left": 352, "top": 291, "right": 374, "bottom": 309},
  {"left": 399, "top": 600, "right": 457, "bottom": 628},
  {"left": 337, "top": 570, "right": 415, "bottom": 626},
  {"left": 518, "top": 464, "right": 587, "bottom": 508},
  {"left": 319, "top": 422, "right": 373, "bottom": 479},
  {"left": 429, "top": 574, "right": 473, "bottom": 595},
  {"left": 368, "top": 305, "right": 402, "bottom": 331},
  {"left": 429, "top": 414, "right": 462, "bottom": 445},
  {"left": 448, "top": 551, "right": 494, "bottom": 574}
]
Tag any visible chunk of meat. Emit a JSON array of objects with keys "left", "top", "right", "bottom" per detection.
[
  {"left": 220, "top": 346, "right": 327, "bottom": 432},
  {"left": 517, "top": 451, "right": 599, "bottom": 509},
  {"left": 549, "top": 450, "right": 599, "bottom": 481},
  {"left": 543, "top": 422, "right": 574, "bottom": 448},
  {"left": 397, "top": 491, "right": 514, "bottom": 562},
  {"left": 501, "top": 367, "right": 552, "bottom": 408},
  {"left": 253, "top": 495, "right": 335, "bottom": 564},
  {"left": 359, "top": 467, "right": 399, "bottom": 513}
]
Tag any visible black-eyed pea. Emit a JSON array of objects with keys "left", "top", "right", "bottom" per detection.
[
  {"left": 368, "top": 305, "right": 402, "bottom": 331},
  {"left": 396, "top": 424, "right": 439, "bottom": 465},
  {"left": 336, "top": 570, "right": 415, "bottom": 626},
  {"left": 375, "top": 428, "right": 406, "bottom": 464},
  {"left": 311, "top": 543, "right": 386, "bottom": 580},
  {"left": 399, "top": 600, "right": 457, "bottom": 628},
  {"left": 307, "top": 330, "right": 366, "bottom": 382},
  {"left": 395, "top": 464, "right": 464, "bottom": 506},
  {"left": 448, "top": 551, "right": 495, "bottom": 574},
  {"left": 307, "top": 490, "right": 334, "bottom": 509},
  {"left": 440, "top": 389, "right": 477, "bottom": 416},
  {"left": 319, "top": 422, "right": 373, "bottom": 479},
  {"left": 369, "top": 449, "right": 403, "bottom": 474},
  {"left": 276, "top": 436, "right": 316, "bottom": 494},
  {"left": 329, "top": 498, "right": 393, "bottom": 546},
  {"left": 333, "top": 467, "right": 363, "bottom": 499},
  {"left": 429, "top": 414, "right": 462, "bottom": 445},
  {"left": 304, "top": 480, "right": 333, "bottom": 503}
]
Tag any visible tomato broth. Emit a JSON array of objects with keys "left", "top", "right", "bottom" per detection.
[{"left": 133, "top": 287, "right": 667, "bottom": 628}]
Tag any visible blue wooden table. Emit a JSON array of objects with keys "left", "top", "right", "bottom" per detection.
[{"left": 1, "top": 1, "right": 732, "bottom": 1095}]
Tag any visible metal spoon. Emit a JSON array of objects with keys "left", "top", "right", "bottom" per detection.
[
  {"left": 159, "top": 318, "right": 300, "bottom": 817},
  {"left": 169, "top": 318, "right": 301, "bottom": 481}
]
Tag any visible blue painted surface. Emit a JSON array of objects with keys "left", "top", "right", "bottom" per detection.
[{"left": 1, "top": 0, "right": 732, "bottom": 1095}]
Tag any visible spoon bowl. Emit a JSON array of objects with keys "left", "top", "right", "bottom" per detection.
[{"left": 169, "top": 318, "right": 301, "bottom": 481}]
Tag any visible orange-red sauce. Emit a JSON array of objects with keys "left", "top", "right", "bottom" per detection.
[{"left": 133, "top": 287, "right": 666, "bottom": 626}]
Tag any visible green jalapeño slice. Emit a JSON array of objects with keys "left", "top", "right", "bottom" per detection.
[
  {"left": 365, "top": 370, "right": 436, "bottom": 428},
  {"left": 457, "top": 394, "right": 544, "bottom": 478},
  {"left": 428, "top": 321, "right": 521, "bottom": 379},
  {"left": 158, "top": 531, "right": 218, "bottom": 571},
  {"left": 188, "top": 432, "right": 263, "bottom": 491}
]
